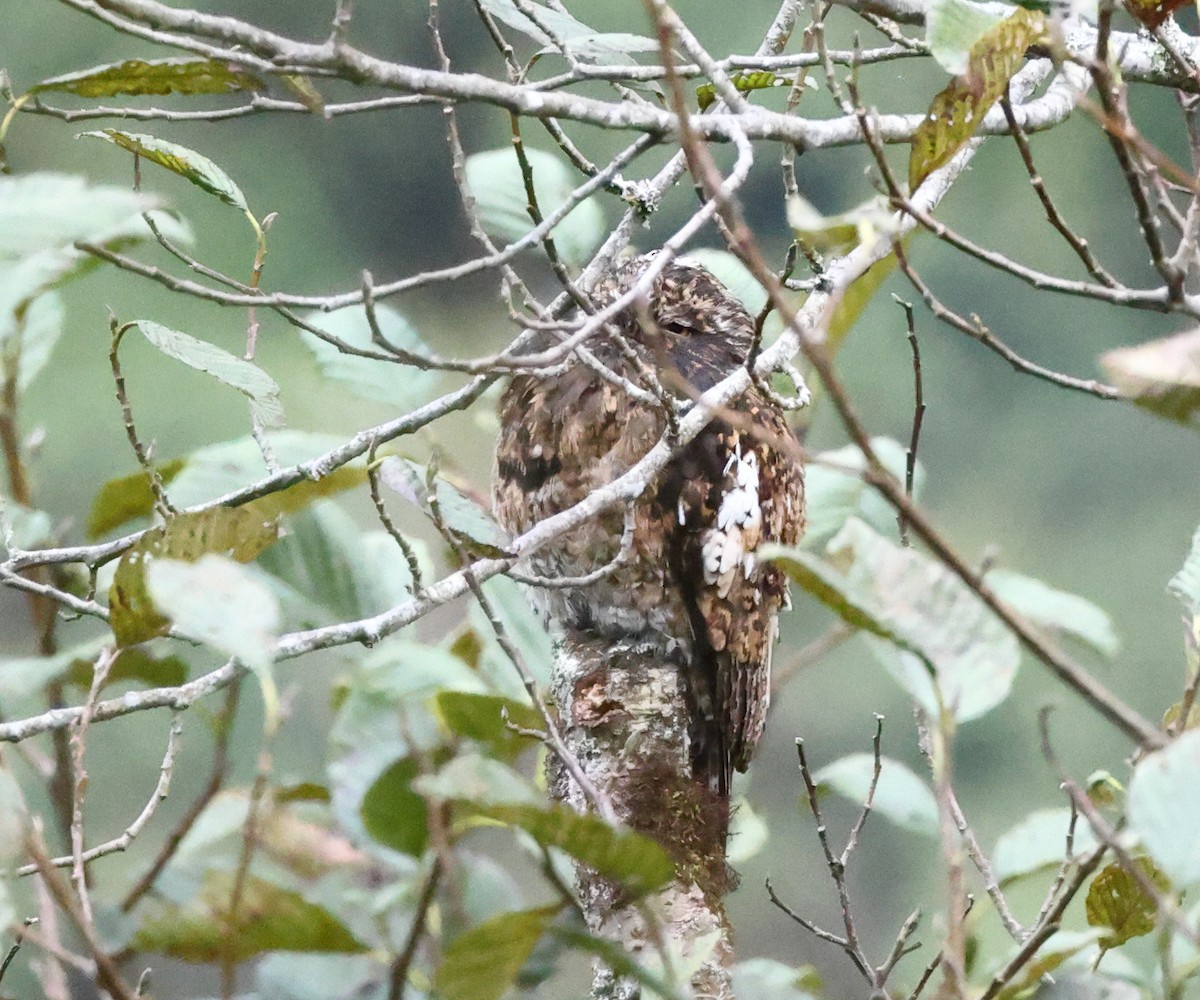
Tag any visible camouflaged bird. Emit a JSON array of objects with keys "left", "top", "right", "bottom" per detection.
[{"left": 493, "top": 254, "right": 806, "bottom": 795}]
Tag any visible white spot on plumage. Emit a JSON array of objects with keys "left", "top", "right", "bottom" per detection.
[{"left": 702, "top": 441, "right": 764, "bottom": 598}]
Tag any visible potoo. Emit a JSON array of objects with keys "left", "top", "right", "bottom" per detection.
[{"left": 493, "top": 255, "right": 806, "bottom": 795}]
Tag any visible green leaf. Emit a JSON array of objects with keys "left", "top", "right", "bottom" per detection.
[
  {"left": 130, "top": 320, "right": 283, "bottom": 428},
  {"left": 0, "top": 173, "right": 190, "bottom": 327},
  {"left": 464, "top": 146, "right": 605, "bottom": 269},
  {"left": 436, "top": 905, "right": 562, "bottom": 1000},
  {"left": 985, "top": 569, "right": 1120, "bottom": 659},
  {"left": 1028, "top": 970, "right": 1141, "bottom": 1000},
  {"left": 827, "top": 245, "right": 903, "bottom": 352},
  {"left": 80, "top": 129, "right": 249, "bottom": 211},
  {"left": 255, "top": 954, "right": 381, "bottom": 1000},
  {"left": 108, "top": 505, "right": 279, "bottom": 646},
  {"left": 10, "top": 289, "right": 64, "bottom": 393},
  {"left": 146, "top": 554, "right": 281, "bottom": 727},
  {"left": 258, "top": 502, "right": 418, "bottom": 625},
  {"left": 1168, "top": 524, "right": 1200, "bottom": 617},
  {"left": 66, "top": 645, "right": 189, "bottom": 691},
  {"left": 696, "top": 71, "right": 787, "bottom": 110},
  {"left": 1101, "top": 327, "right": 1200, "bottom": 428},
  {"left": 32, "top": 57, "right": 265, "bottom": 98},
  {"left": 378, "top": 457, "right": 510, "bottom": 556},
  {"left": 477, "top": 0, "right": 656, "bottom": 65},
  {"left": 300, "top": 304, "right": 438, "bottom": 410},
  {"left": 359, "top": 757, "right": 428, "bottom": 857},
  {"left": 814, "top": 752, "right": 939, "bottom": 837},
  {"left": 767, "top": 518, "right": 1020, "bottom": 721},
  {"left": 994, "top": 808, "right": 1099, "bottom": 885},
  {"left": 993, "top": 931, "right": 1107, "bottom": 1000},
  {"left": 802, "top": 437, "right": 924, "bottom": 550},
  {"left": 87, "top": 458, "right": 186, "bottom": 538},
  {"left": 926, "top": 0, "right": 1004, "bottom": 74},
  {"left": 1085, "top": 857, "right": 1169, "bottom": 948},
  {"left": 787, "top": 194, "right": 894, "bottom": 255},
  {"left": 731, "top": 959, "right": 822, "bottom": 1000},
  {"left": 479, "top": 803, "right": 674, "bottom": 896},
  {"left": 434, "top": 690, "right": 542, "bottom": 761},
  {"left": 727, "top": 795, "right": 769, "bottom": 864},
  {"left": 0, "top": 635, "right": 111, "bottom": 703},
  {"left": 1127, "top": 729, "right": 1200, "bottom": 886},
  {"left": 472, "top": 576, "right": 555, "bottom": 694},
  {"left": 417, "top": 754, "right": 673, "bottom": 894},
  {"left": 132, "top": 872, "right": 367, "bottom": 962},
  {"left": 910, "top": 7, "right": 1046, "bottom": 189}
]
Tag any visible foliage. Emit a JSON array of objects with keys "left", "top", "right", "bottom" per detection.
[{"left": 2, "top": 0, "right": 1200, "bottom": 998}]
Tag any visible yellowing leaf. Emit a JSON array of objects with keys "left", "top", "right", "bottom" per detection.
[
  {"left": 80, "top": 129, "right": 249, "bottom": 211},
  {"left": 32, "top": 58, "right": 264, "bottom": 99},
  {"left": 108, "top": 506, "right": 278, "bottom": 646},
  {"left": 1085, "top": 857, "right": 1169, "bottom": 948},
  {"left": 909, "top": 8, "right": 1046, "bottom": 190}
]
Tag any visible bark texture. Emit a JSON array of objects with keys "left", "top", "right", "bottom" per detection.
[{"left": 548, "top": 631, "right": 737, "bottom": 1000}]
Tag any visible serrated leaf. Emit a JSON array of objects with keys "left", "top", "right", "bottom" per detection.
[
  {"left": 1128, "top": 729, "right": 1200, "bottom": 886},
  {"left": 360, "top": 757, "right": 428, "bottom": 857},
  {"left": 88, "top": 458, "right": 187, "bottom": 538},
  {"left": 767, "top": 518, "right": 1020, "bottom": 721},
  {"left": 132, "top": 872, "right": 366, "bottom": 961},
  {"left": 696, "top": 71, "right": 786, "bottom": 111},
  {"left": 131, "top": 319, "right": 283, "bottom": 428},
  {"left": 434, "top": 691, "right": 542, "bottom": 761},
  {"left": 994, "top": 808, "right": 1099, "bottom": 885},
  {"left": 436, "top": 905, "right": 562, "bottom": 1000},
  {"left": 146, "top": 554, "right": 281, "bottom": 728},
  {"left": 802, "top": 437, "right": 924, "bottom": 550},
  {"left": 80, "top": 129, "right": 249, "bottom": 211},
  {"left": 814, "top": 752, "right": 939, "bottom": 837},
  {"left": 986, "top": 569, "right": 1120, "bottom": 659},
  {"left": 377, "top": 457, "right": 510, "bottom": 556},
  {"left": 32, "top": 57, "right": 265, "bottom": 98},
  {"left": 910, "top": 7, "right": 1046, "bottom": 190},
  {"left": 464, "top": 146, "right": 604, "bottom": 269},
  {"left": 300, "top": 303, "right": 438, "bottom": 410},
  {"left": 108, "top": 506, "right": 279, "bottom": 646},
  {"left": 1085, "top": 857, "right": 1169, "bottom": 948},
  {"left": 1100, "top": 327, "right": 1200, "bottom": 428}
]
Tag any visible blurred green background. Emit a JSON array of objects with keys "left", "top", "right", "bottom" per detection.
[{"left": 3, "top": 1, "right": 1198, "bottom": 996}]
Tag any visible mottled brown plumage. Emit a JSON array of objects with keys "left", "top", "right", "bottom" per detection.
[{"left": 493, "top": 255, "right": 806, "bottom": 794}]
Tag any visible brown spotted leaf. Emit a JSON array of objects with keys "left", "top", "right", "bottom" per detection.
[{"left": 909, "top": 8, "right": 1046, "bottom": 190}]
